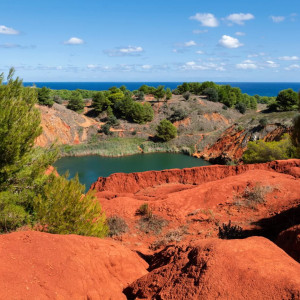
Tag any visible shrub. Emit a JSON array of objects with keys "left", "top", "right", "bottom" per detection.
[
  {"left": 34, "top": 174, "right": 108, "bottom": 237},
  {"left": 136, "top": 203, "right": 152, "bottom": 217},
  {"left": 107, "top": 115, "right": 120, "bottom": 127},
  {"left": 100, "top": 123, "right": 112, "bottom": 135},
  {"left": 182, "top": 92, "right": 191, "bottom": 101},
  {"left": 242, "top": 184, "right": 273, "bottom": 209},
  {"left": 37, "top": 87, "right": 54, "bottom": 107},
  {"left": 168, "top": 108, "right": 188, "bottom": 122},
  {"left": 150, "top": 227, "right": 187, "bottom": 250},
  {"left": 243, "top": 134, "right": 295, "bottom": 163},
  {"left": 138, "top": 215, "right": 167, "bottom": 235},
  {"left": 67, "top": 90, "right": 84, "bottom": 112},
  {"left": 202, "top": 87, "right": 218, "bottom": 102},
  {"left": 107, "top": 216, "right": 129, "bottom": 236},
  {"left": 156, "top": 119, "right": 177, "bottom": 142},
  {"left": 235, "top": 102, "right": 247, "bottom": 114},
  {"left": 218, "top": 221, "right": 243, "bottom": 239},
  {"left": 259, "top": 118, "right": 268, "bottom": 127},
  {"left": 275, "top": 89, "right": 298, "bottom": 111}
]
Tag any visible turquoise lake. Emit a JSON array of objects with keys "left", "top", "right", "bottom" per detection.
[{"left": 54, "top": 153, "right": 211, "bottom": 192}]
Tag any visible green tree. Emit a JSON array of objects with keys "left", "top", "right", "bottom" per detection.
[
  {"left": 154, "top": 85, "right": 166, "bottom": 101},
  {"left": 0, "top": 69, "right": 108, "bottom": 236},
  {"left": 156, "top": 119, "right": 177, "bottom": 142},
  {"left": 67, "top": 90, "right": 84, "bottom": 112},
  {"left": 92, "top": 92, "right": 112, "bottom": 113},
  {"left": 165, "top": 88, "right": 172, "bottom": 100},
  {"left": 37, "top": 87, "right": 54, "bottom": 107},
  {"left": 34, "top": 174, "right": 108, "bottom": 237},
  {"left": 203, "top": 87, "right": 218, "bottom": 102},
  {"left": 275, "top": 89, "right": 298, "bottom": 111}
]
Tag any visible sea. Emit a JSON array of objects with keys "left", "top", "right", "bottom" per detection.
[{"left": 22, "top": 82, "right": 300, "bottom": 97}]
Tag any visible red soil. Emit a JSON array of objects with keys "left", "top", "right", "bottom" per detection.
[
  {"left": 91, "top": 160, "right": 300, "bottom": 251},
  {"left": 125, "top": 237, "right": 300, "bottom": 299},
  {"left": 0, "top": 231, "right": 148, "bottom": 300},
  {"left": 276, "top": 225, "right": 300, "bottom": 263}
]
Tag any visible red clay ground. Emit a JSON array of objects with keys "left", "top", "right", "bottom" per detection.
[
  {"left": 0, "top": 231, "right": 147, "bottom": 300},
  {"left": 91, "top": 159, "right": 300, "bottom": 252}
]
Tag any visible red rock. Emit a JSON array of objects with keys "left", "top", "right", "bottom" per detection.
[
  {"left": 276, "top": 225, "right": 300, "bottom": 263},
  {"left": 124, "top": 237, "right": 300, "bottom": 299},
  {"left": 0, "top": 231, "right": 148, "bottom": 300}
]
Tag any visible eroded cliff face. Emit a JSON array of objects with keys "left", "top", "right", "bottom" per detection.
[
  {"left": 35, "top": 103, "right": 99, "bottom": 147},
  {"left": 194, "top": 124, "right": 292, "bottom": 164},
  {"left": 91, "top": 159, "right": 299, "bottom": 194}
]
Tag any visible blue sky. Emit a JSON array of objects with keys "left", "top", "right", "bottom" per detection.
[{"left": 0, "top": 0, "right": 299, "bottom": 82}]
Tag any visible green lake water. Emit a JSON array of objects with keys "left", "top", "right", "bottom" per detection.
[{"left": 54, "top": 153, "right": 211, "bottom": 192}]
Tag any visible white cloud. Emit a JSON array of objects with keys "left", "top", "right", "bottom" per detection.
[
  {"left": 271, "top": 16, "right": 285, "bottom": 23},
  {"left": 141, "top": 64, "right": 152, "bottom": 69},
  {"left": 119, "top": 46, "right": 143, "bottom": 53},
  {"left": 193, "top": 29, "right": 208, "bottom": 34},
  {"left": 104, "top": 46, "right": 144, "bottom": 56},
  {"left": 184, "top": 40, "right": 196, "bottom": 47},
  {"left": 225, "top": 13, "right": 254, "bottom": 25},
  {"left": 181, "top": 61, "right": 226, "bottom": 71},
  {"left": 236, "top": 63, "right": 258, "bottom": 70},
  {"left": 218, "top": 35, "right": 243, "bottom": 48},
  {"left": 196, "top": 50, "right": 204, "bottom": 54},
  {"left": 235, "top": 32, "right": 245, "bottom": 36},
  {"left": 0, "top": 25, "right": 19, "bottom": 35},
  {"left": 285, "top": 64, "right": 300, "bottom": 71},
  {"left": 87, "top": 64, "right": 97, "bottom": 69},
  {"left": 64, "top": 37, "right": 84, "bottom": 45},
  {"left": 266, "top": 60, "right": 279, "bottom": 68},
  {"left": 190, "top": 13, "right": 219, "bottom": 27},
  {"left": 278, "top": 56, "right": 299, "bottom": 61}
]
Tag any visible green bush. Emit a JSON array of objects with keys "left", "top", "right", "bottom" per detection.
[
  {"left": 275, "top": 89, "right": 298, "bottom": 111},
  {"left": 243, "top": 134, "right": 295, "bottom": 163},
  {"left": 156, "top": 119, "right": 177, "bottom": 142},
  {"left": 37, "top": 87, "right": 54, "bottom": 107},
  {"left": 34, "top": 174, "right": 108, "bottom": 237},
  {"left": 67, "top": 90, "right": 85, "bottom": 112}
]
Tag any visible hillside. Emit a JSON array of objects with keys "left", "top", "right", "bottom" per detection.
[{"left": 36, "top": 94, "right": 296, "bottom": 163}]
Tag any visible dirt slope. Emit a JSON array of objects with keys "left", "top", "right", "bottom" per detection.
[
  {"left": 0, "top": 231, "right": 148, "bottom": 300},
  {"left": 124, "top": 237, "right": 300, "bottom": 299}
]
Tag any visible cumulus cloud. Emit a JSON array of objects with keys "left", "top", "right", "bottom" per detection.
[
  {"left": 218, "top": 35, "right": 243, "bottom": 48},
  {"left": 196, "top": 50, "right": 204, "bottom": 54},
  {"left": 285, "top": 64, "right": 300, "bottom": 71},
  {"left": 64, "top": 37, "right": 84, "bottom": 45},
  {"left": 225, "top": 13, "right": 254, "bottom": 25},
  {"left": 278, "top": 56, "right": 299, "bottom": 61},
  {"left": 189, "top": 13, "right": 219, "bottom": 27},
  {"left": 235, "top": 32, "right": 245, "bottom": 36},
  {"left": 270, "top": 16, "right": 285, "bottom": 23},
  {"left": 104, "top": 46, "right": 144, "bottom": 56},
  {"left": 236, "top": 62, "right": 258, "bottom": 70},
  {"left": 0, "top": 25, "right": 19, "bottom": 35},
  {"left": 184, "top": 40, "right": 197, "bottom": 47}
]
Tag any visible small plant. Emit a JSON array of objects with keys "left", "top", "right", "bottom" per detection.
[
  {"left": 182, "top": 92, "right": 191, "bottom": 101},
  {"left": 138, "top": 215, "right": 167, "bottom": 235},
  {"left": 135, "top": 203, "right": 152, "bottom": 217},
  {"left": 107, "top": 216, "right": 129, "bottom": 237},
  {"left": 243, "top": 184, "right": 273, "bottom": 209},
  {"left": 218, "top": 221, "right": 243, "bottom": 239},
  {"left": 150, "top": 226, "right": 188, "bottom": 250},
  {"left": 259, "top": 118, "right": 268, "bottom": 127},
  {"left": 100, "top": 123, "right": 112, "bottom": 135}
]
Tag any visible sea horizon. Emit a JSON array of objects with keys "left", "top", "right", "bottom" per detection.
[{"left": 22, "top": 81, "right": 300, "bottom": 97}]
